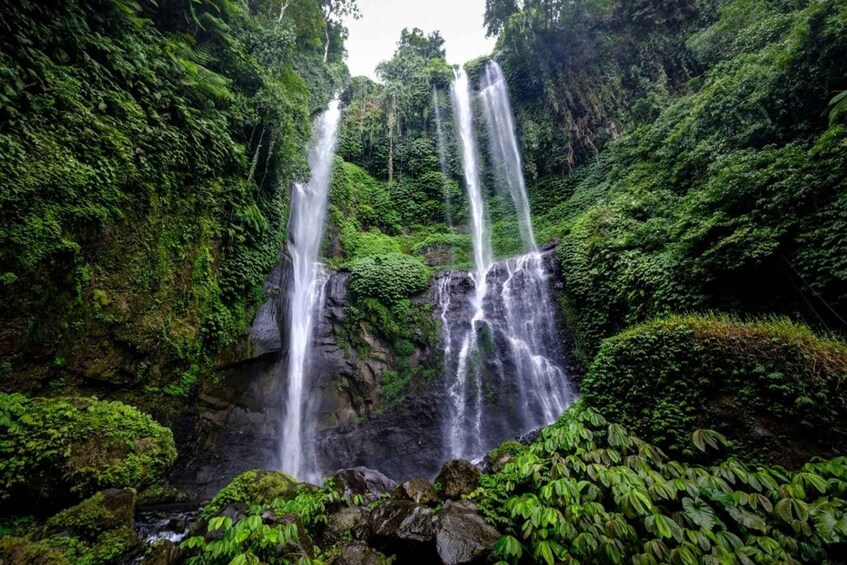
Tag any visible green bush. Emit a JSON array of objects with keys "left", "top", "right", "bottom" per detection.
[
  {"left": 478, "top": 402, "right": 847, "bottom": 564},
  {"left": 0, "top": 394, "right": 176, "bottom": 504},
  {"left": 203, "top": 470, "right": 304, "bottom": 517},
  {"left": 580, "top": 316, "right": 847, "bottom": 466},
  {"left": 348, "top": 253, "right": 431, "bottom": 304}
]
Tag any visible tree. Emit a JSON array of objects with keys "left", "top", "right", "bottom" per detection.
[
  {"left": 321, "top": 0, "right": 360, "bottom": 62},
  {"left": 278, "top": 0, "right": 293, "bottom": 22}
]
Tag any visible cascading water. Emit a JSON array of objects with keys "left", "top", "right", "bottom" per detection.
[
  {"left": 433, "top": 87, "right": 453, "bottom": 228},
  {"left": 440, "top": 65, "right": 574, "bottom": 461},
  {"left": 447, "top": 68, "right": 494, "bottom": 458},
  {"left": 280, "top": 99, "right": 341, "bottom": 482},
  {"left": 479, "top": 61, "right": 537, "bottom": 251}
]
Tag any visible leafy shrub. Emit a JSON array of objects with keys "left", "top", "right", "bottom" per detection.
[
  {"left": 203, "top": 470, "right": 304, "bottom": 517},
  {"left": 478, "top": 402, "right": 847, "bottom": 564},
  {"left": 0, "top": 393, "right": 176, "bottom": 504},
  {"left": 348, "top": 253, "right": 431, "bottom": 304},
  {"left": 184, "top": 477, "right": 358, "bottom": 564},
  {"left": 581, "top": 315, "right": 847, "bottom": 466}
]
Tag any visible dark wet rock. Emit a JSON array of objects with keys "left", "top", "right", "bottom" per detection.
[
  {"left": 436, "top": 460, "right": 480, "bottom": 499},
  {"left": 220, "top": 502, "right": 249, "bottom": 522},
  {"left": 369, "top": 500, "right": 438, "bottom": 561},
  {"left": 322, "top": 506, "right": 372, "bottom": 545},
  {"left": 434, "top": 500, "right": 500, "bottom": 564},
  {"left": 332, "top": 467, "right": 398, "bottom": 500},
  {"left": 330, "top": 542, "right": 387, "bottom": 565},
  {"left": 179, "top": 247, "right": 579, "bottom": 499},
  {"left": 272, "top": 514, "right": 313, "bottom": 560},
  {"left": 141, "top": 539, "right": 183, "bottom": 565},
  {"left": 393, "top": 477, "right": 438, "bottom": 506}
]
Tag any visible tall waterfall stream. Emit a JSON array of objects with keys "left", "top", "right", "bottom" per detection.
[{"left": 280, "top": 100, "right": 341, "bottom": 482}]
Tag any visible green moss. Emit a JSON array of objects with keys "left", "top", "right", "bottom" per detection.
[
  {"left": 486, "top": 440, "right": 528, "bottom": 473},
  {"left": 203, "top": 470, "right": 304, "bottom": 517},
  {"left": 581, "top": 315, "right": 847, "bottom": 466},
  {"left": 0, "top": 394, "right": 176, "bottom": 504},
  {"left": 348, "top": 253, "right": 431, "bottom": 304},
  {"left": 1, "top": 490, "right": 138, "bottom": 564}
]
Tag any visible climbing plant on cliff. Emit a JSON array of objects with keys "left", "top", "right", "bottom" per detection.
[{"left": 0, "top": 0, "right": 346, "bottom": 398}]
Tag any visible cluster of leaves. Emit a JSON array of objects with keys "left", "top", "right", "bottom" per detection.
[
  {"left": 348, "top": 253, "right": 431, "bottom": 304},
  {"left": 580, "top": 315, "right": 847, "bottom": 467},
  {"left": 519, "top": 0, "right": 847, "bottom": 363},
  {"left": 0, "top": 393, "right": 176, "bottom": 504},
  {"left": 182, "top": 476, "right": 366, "bottom": 565},
  {"left": 0, "top": 0, "right": 344, "bottom": 399},
  {"left": 477, "top": 403, "right": 847, "bottom": 564}
]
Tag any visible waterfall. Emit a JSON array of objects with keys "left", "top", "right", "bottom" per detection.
[
  {"left": 433, "top": 87, "right": 453, "bottom": 228},
  {"left": 480, "top": 61, "right": 537, "bottom": 252},
  {"left": 280, "top": 99, "right": 341, "bottom": 482},
  {"left": 441, "top": 65, "right": 574, "bottom": 462},
  {"left": 448, "top": 68, "right": 493, "bottom": 459}
]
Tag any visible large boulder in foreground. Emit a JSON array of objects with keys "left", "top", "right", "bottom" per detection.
[
  {"left": 434, "top": 500, "right": 499, "bottom": 565},
  {"left": 0, "top": 394, "right": 176, "bottom": 508},
  {"left": 332, "top": 467, "right": 398, "bottom": 501},
  {"left": 202, "top": 470, "right": 306, "bottom": 517},
  {"left": 435, "top": 460, "right": 480, "bottom": 500},
  {"left": 581, "top": 315, "right": 847, "bottom": 467},
  {"left": 393, "top": 477, "right": 438, "bottom": 506},
  {"left": 1, "top": 488, "right": 140, "bottom": 564},
  {"left": 369, "top": 500, "right": 437, "bottom": 562}
]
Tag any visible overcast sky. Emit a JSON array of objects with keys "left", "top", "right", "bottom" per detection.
[{"left": 342, "top": 0, "right": 496, "bottom": 79}]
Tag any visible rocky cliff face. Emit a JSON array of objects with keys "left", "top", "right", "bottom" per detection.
[{"left": 181, "top": 247, "right": 576, "bottom": 499}]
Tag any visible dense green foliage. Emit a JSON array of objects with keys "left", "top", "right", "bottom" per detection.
[
  {"left": 477, "top": 403, "right": 847, "bottom": 564},
  {"left": 0, "top": 393, "right": 176, "bottom": 506},
  {"left": 0, "top": 0, "right": 345, "bottom": 399},
  {"left": 581, "top": 316, "right": 847, "bottom": 467},
  {"left": 348, "top": 253, "right": 431, "bottom": 304},
  {"left": 202, "top": 470, "right": 304, "bottom": 517},
  {"left": 497, "top": 0, "right": 847, "bottom": 362},
  {"left": 183, "top": 476, "right": 371, "bottom": 564}
]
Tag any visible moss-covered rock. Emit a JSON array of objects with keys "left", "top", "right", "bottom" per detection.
[
  {"left": 1, "top": 489, "right": 139, "bottom": 564},
  {"left": 581, "top": 315, "right": 847, "bottom": 466},
  {"left": 0, "top": 394, "right": 177, "bottom": 507},
  {"left": 486, "top": 440, "right": 528, "bottom": 473},
  {"left": 202, "top": 470, "right": 306, "bottom": 517}
]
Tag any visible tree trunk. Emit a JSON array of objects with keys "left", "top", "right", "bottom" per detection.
[
  {"left": 323, "top": 25, "right": 330, "bottom": 63},
  {"left": 278, "top": 0, "right": 292, "bottom": 23}
]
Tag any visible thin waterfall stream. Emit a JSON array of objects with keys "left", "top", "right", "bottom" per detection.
[
  {"left": 280, "top": 99, "right": 341, "bottom": 482},
  {"left": 440, "top": 63, "right": 574, "bottom": 462}
]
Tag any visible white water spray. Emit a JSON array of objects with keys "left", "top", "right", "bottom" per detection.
[
  {"left": 280, "top": 99, "right": 341, "bottom": 482},
  {"left": 433, "top": 87, "right": 453, "bottom": 228},
  {"left": 480, "top": 61, "right": 538, "bottom": 252},
  {"left": 440, "top": 65, "right": 574, "bottom": 461}
]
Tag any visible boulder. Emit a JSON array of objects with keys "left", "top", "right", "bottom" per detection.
[
  {"left": 271, "top": 514, "right": 313, "bottom": 560},
  {"left": 436, "top": 460, "right": 480, "bottom": 499},
  {"left": 46, "top": 488, "right": 137, "bottom": 538},
  {"left": 369, "top": 500, "right": 438, "bottom": 562},
  {"left": 393, "top": 477, "right": 438, "bottom": 506},
  {"left": 202, "top": 470, "right": 305, "bottom": 516},
  {"left": 332, "top": 467, "right": 398, "bottom": 500},
  {"left": 330, "top": 542, "right": 387, "bottom": 565},
  {"left": 434, "top": 501, "right": 500, "bottom": 564},
  {"left": 141, "top": 540, "right": 183, "bottom": 565},
  {"left": 322, "top": 505, "right": 372, "bottom": 545}
]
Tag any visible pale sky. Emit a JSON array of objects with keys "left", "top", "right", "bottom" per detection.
[{"left": 343, "top": 0, "right": 496, "bottom": 79}]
